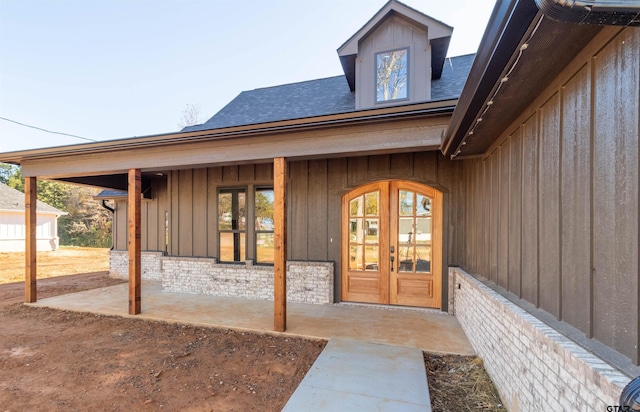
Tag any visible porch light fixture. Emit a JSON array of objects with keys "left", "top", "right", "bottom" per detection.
[{"left": 450, "top": 15, "right": 544, "bottom": 159}]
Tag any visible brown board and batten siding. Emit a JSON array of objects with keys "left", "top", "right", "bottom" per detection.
[
  {"left": 112, "top": 152, "right": 464, "bottom": 302},
  {"left": 114, "top": 164, "right": 274, "bottom": 256},
  {"left": 113, "top": 178, "right": 169, "bottom": 251},
  {"left": 283, "top": 152, "right": 463, "bottom": 302},
  {"left": 288, "top": 152, "right": 463, "bottom": 264},
  {"left": 460, "top": 27, "right": 639, "bottom": 363},
  {"left": 165, "top": 164, "right": 277, "bottom": 258}
]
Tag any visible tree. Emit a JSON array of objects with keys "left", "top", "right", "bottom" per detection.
[
  {"left": 3, "top": 165, "right": 112, "bottom": 247},
  {"left": 6, "top": 167, "right": 69, "bottom": 211},
  {"left": 0, "top": 162, "right": 16, "bottom": 184},
  {"left": 255, "top": 189, "right": 274, "bottom": 229},
  {"left": 376, "top": 49, "right": 408, "bottom": 101},
  {"left": 6, "top": 166, "right": 23, "bottom": 191},
  {"left": 177, "top": 103, "right": 203, "bottom": 129},
  {"left": 58, "top": 187, "right": 112, "bottom": 247}
]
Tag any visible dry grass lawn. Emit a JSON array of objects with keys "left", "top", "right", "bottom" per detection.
[{"left": 0, "top": 246, "right": 109, "bottom": 284}]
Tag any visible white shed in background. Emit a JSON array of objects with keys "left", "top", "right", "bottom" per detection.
[{"left": 0, "top": 183, "right": 66, "bottom": 252}]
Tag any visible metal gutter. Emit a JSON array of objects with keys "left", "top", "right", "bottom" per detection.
[
  {"left": 99, "top": 200, "right": 115, "bottom": 213},
  {"left": 535, "top": 0, "right": 640, "bottom": 26},
  {"left": 440, "top": 0, "right": 541, "bottom": 157},
  {"left": 0, "top": 99, "right": 457, "bottom": 164},
  {"left": 97, "top": 200, "right": 115, "bottom": 251}
]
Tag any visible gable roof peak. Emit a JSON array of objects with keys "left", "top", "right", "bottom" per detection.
[
  {"left": 337, "top": 0, "right": 453, "bottom": 56},
  {"left": 337, "top": 0, "right": 454, "bottom": 91}
]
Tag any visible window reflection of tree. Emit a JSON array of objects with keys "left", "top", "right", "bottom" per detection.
[
  {"left": 376, "top": 49, "right": 408, "bottom": 101},
  {"left": 398, "top": 190, "right": 431, "bottom": 273}
]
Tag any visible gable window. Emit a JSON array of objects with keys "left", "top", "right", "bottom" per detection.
[
  {"left": 376, "top": 48, "right": 408, "bottom": 102},
  {"left": 218, "top": 188, "right": 246, "bottom": 262},
  {"left": 255, "top": 188, "right": 274, "bottom": 264}
]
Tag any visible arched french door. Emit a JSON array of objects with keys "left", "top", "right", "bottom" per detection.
[{"left": 341, "top": 180, "right": 442, "bottom": 308}]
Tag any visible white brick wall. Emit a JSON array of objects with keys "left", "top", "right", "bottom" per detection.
[
  {"left": 109, "top": 250, "right": 163, "bottom": 281},
  {"left": 109, "top": 251, "right": 333, "bottom": 304},
  {"left": 449, "top": 267, "right": 632, "bottom": 412}
]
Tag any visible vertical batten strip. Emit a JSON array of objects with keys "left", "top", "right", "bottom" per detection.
[
  {"left": 25, "top": 176, "right": 37, "bottom": 303},
  {"left": 274, "top": 157, "right": 287, "bottom": 332},
  {"left": 128, "top": 169, "right": 142, "bottom": 315}
]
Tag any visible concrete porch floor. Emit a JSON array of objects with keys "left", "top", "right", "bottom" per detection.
[{"left": 30, "top": 281, "right": 474, "bottom": 355}]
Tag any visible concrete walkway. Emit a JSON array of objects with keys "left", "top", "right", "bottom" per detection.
[
  {"left": 30, "top": 280, "right": 473, "bottom": 355},
  {"left": 283, "top": 338, "right": 432, "bottom": 411}
]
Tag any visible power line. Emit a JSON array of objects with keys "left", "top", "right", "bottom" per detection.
[{"left": 0, "top": 116, "right": 97, "bottom": 142}]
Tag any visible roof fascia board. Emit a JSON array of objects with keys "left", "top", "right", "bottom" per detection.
[
  {"left": 440, "top": 0, "right": 541, "bottom": 156},
  {"left": 21, "top": 115, "right": 450, "bottom": 179},
  {"left": 2, "top": 99, "right": 456, "bottom": 165}
]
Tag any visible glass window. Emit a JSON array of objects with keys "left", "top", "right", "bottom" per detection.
[
  {"left": 376, "top": 48, "right": 408, "bottom": 102},
  {"left": 348, "top": 190, "right": 380, "bottom": 271},
  {"left": 218, "top": 188, "right": 246, "bottom": 262},
  {"left": 397, "top": 190, "right": 432, "bottom": 274},
  {"left": 255, "top": 188, "right": 274, "bottom": 264},
  {"left": 217, "top": 186, "right": 275, "bottom": 264}
]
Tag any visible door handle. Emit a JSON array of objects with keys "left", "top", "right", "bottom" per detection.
[{"left": 390, "top": 255, "right": 394, "bottom": 271}]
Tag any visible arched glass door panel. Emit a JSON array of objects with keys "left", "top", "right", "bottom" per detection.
[{"left": 342, "top": 180, "right": 441, "bottom": 308}]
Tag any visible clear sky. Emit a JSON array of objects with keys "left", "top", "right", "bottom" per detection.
[{"left": 0, "top": 0, "right": 495, "bottom": 153}]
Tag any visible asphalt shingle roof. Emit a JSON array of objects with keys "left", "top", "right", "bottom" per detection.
[
  {"left": 431, "top": 54, "right": 476, "bottom": 100},
  {"left": 183, "top": 54, "right": 475, "bottom": 133},
  {"left": 94, "top": 189, "right": 128, "bottom": 199},
  {"left": 0, "top": 183, "right": 66, "bottom": 214}
]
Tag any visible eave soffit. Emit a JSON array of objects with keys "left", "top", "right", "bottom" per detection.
[{"left": 441, "top": 0, "right": 603, "bottom": 158}]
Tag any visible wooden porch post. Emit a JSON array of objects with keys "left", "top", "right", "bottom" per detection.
[
  {"left": 25, "top": 177, "right": 37, "bottom": 303},
  {"left": 128, "top": 169, "right": 141, "bottom": 315},
  {"left": 274, "top": 158, "right": 287, "bottom": 331}
]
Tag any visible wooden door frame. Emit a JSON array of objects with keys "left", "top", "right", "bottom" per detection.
[
  {"left": 340, "top": 179, "right": 443, "bottom": 308},
  {"left": 340, "top": 181, "right": 390, "bottom": 304},
  {"left": 388, "top": 180, "right": 442, "bottom": 308}
]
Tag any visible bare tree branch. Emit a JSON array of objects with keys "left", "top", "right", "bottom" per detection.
[{"left": 178, "top": 103, "right": 203, "bottom": 129}]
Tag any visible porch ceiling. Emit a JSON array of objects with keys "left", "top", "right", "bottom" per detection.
[{"left": 58, "top": 174, "right": 158, "bottom": 196}]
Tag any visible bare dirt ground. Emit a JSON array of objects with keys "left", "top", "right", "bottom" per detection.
[
  {"left": 0, "top": 273, "right": 325, "bottom": 411},
  {"left": 0, "top": 250, "right": 504, "bottom": 411}
]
